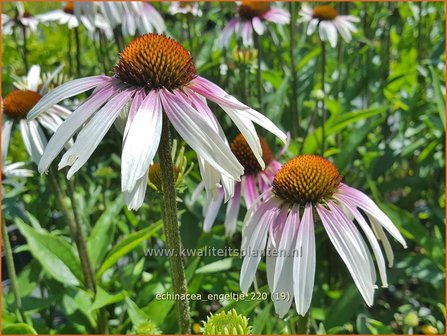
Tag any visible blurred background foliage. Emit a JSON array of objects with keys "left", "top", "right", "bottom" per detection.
[{"left": 2, "top": 1, "right": 445, "bottom": 335}]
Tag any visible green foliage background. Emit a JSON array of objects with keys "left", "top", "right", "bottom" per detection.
[{"left": 2, "top": 1, "right": 445, "bottom": 335}]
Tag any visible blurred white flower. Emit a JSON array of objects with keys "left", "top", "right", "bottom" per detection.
[
  {"left": 169, "top": 2, "right": 202, "bottom": 17},
  {"left": 2, "top": 2, "right": 39, "bottom": 35},
  {"left": 299, "top": 4, "right": 359, "bottom": 47}
]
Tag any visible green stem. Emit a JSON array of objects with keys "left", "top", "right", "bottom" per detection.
[
  {"left": 74, "top": 26, "right": 82, "bottom": 77},
  {"left": 320, "top": 40, "right": 327, "bottom": 157},
  {"left": 21, "top": 24, "right": 28, "bottom": 72},
  {"left": 67, "top": 27, "right": 73, "bottom": 77},
  {"left": 47, "top": 168, "right": 107, "bottom": 333},
  {"left": 297, "top": 312, "right": 309, "bottom": 334},
  {"left": 253, "top": 33, "right": 262, "bottom": 108},
  {"left": 289, "top": 2, "right": 299, "bottom": 137},
  {"left": 2, "top": 220, "right": 27, "bottom": 323},
  {"left": 158, "top": 115, "right": 191, "bottom": 334}
]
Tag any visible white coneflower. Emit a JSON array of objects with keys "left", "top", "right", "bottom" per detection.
[
  {"left": 240, "top": 155, "right": 406, "bottom": 317},
  {"left": 27, "top": 34, "right": 286, "bottom": 210},
  {"left": 220, "top": 1, "right": 290, "bottom": 47},
  {"left": 299, "top": 4, "right": 359, "bottom": 47},
  {"left": 2, "top": 65, "right": 71, "bottom": 165},
  {"left": 37, "top": 1, "right": 81, "bottom": 30},
  {"left": 168, "top": 2, "right": 203, "bottom": 17},
  {"left": 2, "top": 2, "right": 39, "bottom": 36}
]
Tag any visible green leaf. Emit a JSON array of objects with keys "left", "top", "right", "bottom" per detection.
[
  {"left": 96, "top": 221, "right": 162, "bottom": 278},
  {"left": 125, "top": 297, "right": 149, "bottom": 326},
  {"left": 87, "top": 196, "right": 123, "bottom": 268},
  {"left": 324, "top": 285, "right": 363, "bottom": 328},
  {"left": 429, "top": 65, "right": 446, "bottom": 130},
  {"left": 195, "top": 258, "right": 233, "bottom": 274},
  {"left": 2, "top": 323, "right": 37, "bottom": 335},
  {"left": 88, "top": 287, "right": 127, "bottom": 312},
  {"left": 15, "top": 219, "right": 83, "bottom": 286}
]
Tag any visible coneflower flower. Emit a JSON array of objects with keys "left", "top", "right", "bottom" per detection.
[
  {"left": 193, "top": 133, "right": 284, "bottom": 237},
  {"left": 299, "top": 4, "right": 359, "bottom": 47},
  {"left": 76, "top": 2, "right": 165, "bottom": 38},
  {"left": 168, "top": 2, "right": 202, "bottom": 17},
  {"left": 2, "top": 2, "right": 39, "bottom": 36},
  {"left": 240, "top": 155, "right": 406, "bottom": 317},
  {"left": 220, "top": 1, "right": 290, "bottom": 47},
  {"left": 27, "top": 33, "right": 286, "bottom": 210},
  {"left": 37, "top": 2, "right": 82, "bottom": 30},
  {"left": 2, "top": 65, "right": 71, "bottom": 165}
]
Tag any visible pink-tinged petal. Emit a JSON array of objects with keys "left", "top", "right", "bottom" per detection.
[
  {"left": 242, "top": 21, "right": 253, "bottom": 46},
  {"left": 269, "top": 204, "right": 289, "bottom": 248},
  {"left": 220, "top": 106, "right": 264, "bottom": 169},
  {"left": 141, "top": 3, "right": 165, "bottom": 33},
  {"left": 317, "top": 203, "right": 375, "bottom": 306},
  {"left": 338, "top": 184, "right": 406, "bottom": 248},
  {"left": 197, "top": 156, "right": 223, "bottom": 201},
  {"left": 238, "top": 108, "right": 287, "bottom": 144},
  {"left": 333, "top": 19, "right": 352, "bottom": 42},
  {"left": 160, "top": 89, "right": 244, "bottom": 180},
  {"left": 252, "top": 16, "right": 264, "bottom": 35},
  {"left": 336, "top": 195, "right": 388, "bottom": 287},
  {"left": 241, "top": 194, "right": 278, "bottom": 251},
  {"left": 307, "top": 18, "right": 319, "bottom": 35},
  {"left": 263, "top": 8, "right": 290, "bottom": 24},
  {"left": 244, "top": 174, "right": 258, "bottom": 208},
  {"left": 203, "top": 188, "right": 224, "bottom": 232},
  {"left": 124, "top": 174, "right": 148, "bottom": 210},
  {"left": 189, "top": 181, "right": 205, "bottom": 206},
  {"left": 123, "top": 88, "right": 145, "bottom": 140},
  {"left": 370, "top": 216, "right": 394, "bottom": 267},
  {"left": 224, "top": 182, "right": 242, "bottom": 236},
  {"left": 220, "top": 18, "right": 239, "bottom": 47},
  {"left": 189, "top": 76, "right": 249, "bottom": 110},
  {"left": 27, "top": 76, "right": 110, "bottom": 120},
  {"left": 58, "top": 88, "right": 134, "bottom": 179},
  {"left": 271, "top": 206, "right": 298, "bottom": 318},
  {"left": 240, "top": 208, "right": 276, "bottom": 292},
  {"left": 2, "top": 120, "right": 14, "bottom": 164},
  {"left": 293, "top": 204, "right": 316, "bottom": 316},
  {"left": 38, "top": 84, "right": 117, "bottom": 173},
  {"left": 121, "top": 91, "right": 162, "bottom": 192},
  {"left": 27, "top": 65, "right": 40, "bottom": 92}
]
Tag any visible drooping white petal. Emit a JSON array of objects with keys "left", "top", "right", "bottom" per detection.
[
  {"left": 160, "top": 89, "right": 244, "bottom": 180},
  {"left": 370, "top": 216, "right": 394, "bottom": 267},
  {"left": 27, "top": 76, "right": 110, "bottom": 120},
  {"left": 2, "top": 119, "right": 14, "bottom": 165},
  {"left": 38, "top": 85, "right": 117, "bottom": 173},
  {"left": 317, "top": 203, "right": 375, "bottom": 306},
  {"left": 224, "top": 182, "right": 242, "bottom": 236},
  {"left": 238, "top": 108, "right": 287, "bottom": 144},
  {"left": 325, "top": 22, "right": 338, "bottom": 47},
  {"left": 121, "top": 91, "right": 162, "bottom": 192},
  {"left": 40, "top": 64, "right": 64, "bottom": 95},
  {"left": 27, "top": 65, "right": 41, "bottom": 92},
  {"left": 339, "top": 184, "right": 407, "bottom": 248},
  {"left": 58, "top": 89, "right": 134, "bottom": 179},
  {"left": 336, "top": 194, "right": 388, "bottom": 287},
  {"left": 252, "top": 16, "right": 265, "bottom": 35},
  {"left": 272, "top": 206, "right": 299, "bottom": 318},
  {"left": 203, "top": 189, "right": 224, "bottom": 232},
  {"left": 293, "top": 204, "right": 316, "bottom": 316},
  {"left": 240, "top": 208, "right": 275, "bottom": 292},
  {"left": 124, "top": 174, "right": 148, "bottom": 210}
]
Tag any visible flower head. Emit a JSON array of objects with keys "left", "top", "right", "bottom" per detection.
[
  {"left": 2, "top": 2, "right": 39, "bottom": 35},
  {"left": 299, "top": 4, "right": 359, "bottom": 47},
  {"left": 192, "top": 133, "right": 285, "bottom": 237},
  {"left": 2, "top": 65, "right": 71, "bottom": 165},
  {"left": 202, "top": 309, "right": 252, "bottom": 335},
  {"left": 169, "top": 2, "right": 202, "bottom": 17},
  {"left": 240, "top": 155, "right": 406, "bottom": 317},
  {"left": 220, "top": 1, "right": 290, "bottom": 47},
  {"left": 28, "top": 34, "right": 286, "bottom": 211},
  {"left": 37, "top": 1, "right": 80, "bottom": 29}
]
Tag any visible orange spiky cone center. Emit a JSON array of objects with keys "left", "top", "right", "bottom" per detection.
[
  {"left": 230, "top": 133, "right": 273, "bottom": 174},
  {"left": 238, "top": 1, "right": 270, "bottom": 19},
  {"left": 312, "top": 5, "right": 338, "bottom": 21},
  {"left": 3, "top": 90, "right": 41, "bottom": 119}
]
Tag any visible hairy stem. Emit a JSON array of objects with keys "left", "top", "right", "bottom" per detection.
[{"left": 158, "top": 115, "right": 191, "bottom": 334}]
